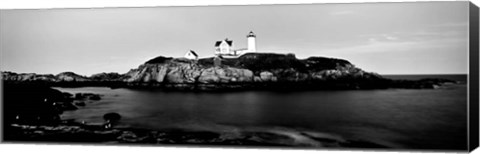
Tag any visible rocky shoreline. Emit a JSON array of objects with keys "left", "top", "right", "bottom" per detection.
[
  {"left": 5, "top": 122, "right": 393, "bottom": 149},
  {"left": 1, "top": 53, "right": 458, "bottom": 91}
]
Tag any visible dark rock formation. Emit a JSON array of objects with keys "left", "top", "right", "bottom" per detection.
[
  {"left": 3, "top": 83, "right": 72, "bottom": 125},
  {"left": 90, "top": 72, "right": 125, "bottom": 81},
  {"left": 89, "top": 95, "right": 101, "bottom": 100},
  {"left": 103, "top": 112, "right": 121, "bottom": 123},
  {"left": 74, "top": 93, "right": 85, "bottom": 100},
  {"left": 2, "top": 83, "right": 106, "bottom": 126},
  {"left": 74, "top": 93, "right": 101, "bottom": 100}
]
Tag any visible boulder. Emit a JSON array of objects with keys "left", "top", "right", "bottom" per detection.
[
  {"left": 198, "top": 68, "right": 220, "bottom": 83},
  {"left": 103, "top": 112, "right": 122, "bottom": 122},
  {"left": 74, "top": 93, "right": 85, "bottom": 100},
  {"left": 260, "top": 71, "right": 275, "bottom": 82}
]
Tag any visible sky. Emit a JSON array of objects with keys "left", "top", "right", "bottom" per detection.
[{"left": 0, "top": 2, "right": 470, "bottom": 76}]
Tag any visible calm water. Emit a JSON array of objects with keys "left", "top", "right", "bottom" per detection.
[
  {"left": 383, "top": 74, "right": 467, "bottom": 83},
  {"left": 54, "top": 75, "right": 468, "bottom": 150}
]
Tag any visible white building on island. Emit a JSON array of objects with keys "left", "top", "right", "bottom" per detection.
[
  {"left": 184, "top": 50, "right": 199, "bottom": 60},
  {"left": 214, "top": 31, "right": 257, "bottom": 58},
  {"left": 246, "top": 31, "right": 256, "bottom": 53},
  {"left": 214, "top": 39, "right": 235, "bottom": 56}
]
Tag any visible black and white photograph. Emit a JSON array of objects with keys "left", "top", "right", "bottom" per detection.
[{"left": 1, "top": 1, "right": 478, "bottom": 153}]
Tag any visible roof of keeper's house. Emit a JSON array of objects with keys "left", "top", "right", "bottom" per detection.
[
  {"left": 214, "top": 39, "right": 233, "bottom": 47},
  {"left": 188, "top": 50, "right": 198, "bottom": 57}
]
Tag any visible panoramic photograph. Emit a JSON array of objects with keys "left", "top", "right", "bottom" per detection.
[{"left": 0, "top": 1, "right": 471, "bottom": 151}]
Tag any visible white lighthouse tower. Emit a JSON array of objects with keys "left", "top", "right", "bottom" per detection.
[{"left": 247, "top": 31, "right": 256, "bottom": 53}]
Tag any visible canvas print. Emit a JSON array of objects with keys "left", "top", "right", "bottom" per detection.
[{"left": 1, "top": 1, "right": 478, "bottom": 152}]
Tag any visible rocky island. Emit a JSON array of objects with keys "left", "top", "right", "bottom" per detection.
[{"left": 1, "top": 53, "right": 455, "bottom": 91}]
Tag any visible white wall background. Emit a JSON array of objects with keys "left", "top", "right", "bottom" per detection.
[{"left": 0, "top": 0, "right": 478, "bottom": 154}]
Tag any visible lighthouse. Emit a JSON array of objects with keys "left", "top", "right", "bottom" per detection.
[
  {"left": 247, "top": 31, "right": 256, "bottom": 53},
  {"left": 214, "top": 31, "right": 257, "bottom": 57}
]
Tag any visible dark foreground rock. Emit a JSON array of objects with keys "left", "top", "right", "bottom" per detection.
[
  {"left": 3, "top": 122, "right": 392, "bottom": 149},
  {"left": 3, "top": 83, "right": 68, "bottom": 125},
  {"left": 3, "top": 83, "right": 101, "bottom": 125},
  {"left": 103, "top": 113, "right": 122, "bottom": 122}
]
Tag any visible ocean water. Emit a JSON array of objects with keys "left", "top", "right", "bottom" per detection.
[
  {"left": 383, "top": 74, "right": 467, "bottom": 83},
  {"left": 54, "top": 75, "right": 468, "bottom": 150}
]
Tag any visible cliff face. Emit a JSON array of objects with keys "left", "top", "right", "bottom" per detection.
[{"left": 125, "top": 59, "right": 253, "bottom": 84}]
